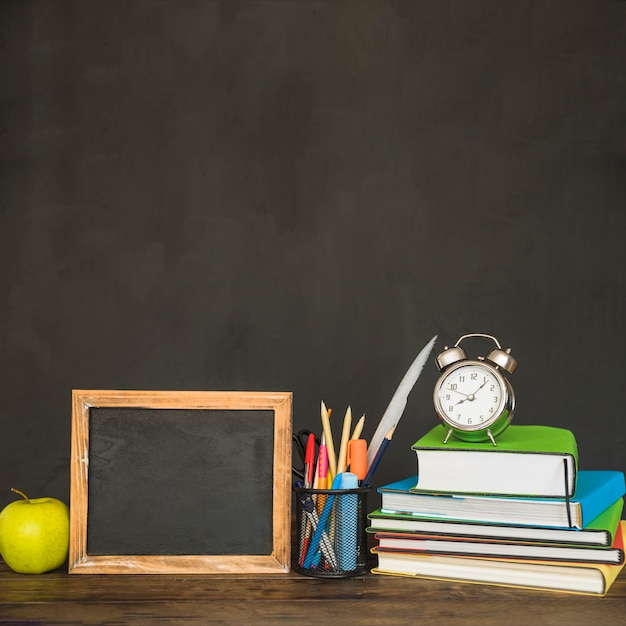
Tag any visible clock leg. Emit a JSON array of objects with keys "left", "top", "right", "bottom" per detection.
[
  {"left": 487, "top": 429, "right": 497, "bottom": 447},
  {"left": 443, "top": 428, "right": 453, "bottom": 444}
]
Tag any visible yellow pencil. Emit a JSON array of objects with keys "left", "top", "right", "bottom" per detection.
[
  {"left": 336, "top": 406, "right": 352, "bottom": 475},
  {"left": 321, "top": 401, "right": 337, "bottom": 480},
  {"left": 350, "top": 413, "right": 366, "bottom": 440}
]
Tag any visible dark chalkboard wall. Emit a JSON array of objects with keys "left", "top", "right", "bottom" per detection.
[{"left": 2, "top": 1, "right": 626, "bottom": 511}]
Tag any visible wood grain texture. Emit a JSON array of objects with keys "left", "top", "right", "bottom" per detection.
[
  {"left": 69, "top": 390, "right": 292, "bottom": 574},
  {"left": 0, "top": 561, "right": 625, "bottom": 625}
]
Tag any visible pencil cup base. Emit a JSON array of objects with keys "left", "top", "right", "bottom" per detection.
[{"left": 293, "top": 486, "right": 369, "bottom": 579}]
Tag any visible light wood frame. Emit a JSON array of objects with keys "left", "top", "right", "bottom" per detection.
[{"left": 69, "top": 389, "right": 292, "bottom": 574}]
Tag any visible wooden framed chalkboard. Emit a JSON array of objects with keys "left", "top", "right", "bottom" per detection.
[{"left": 69, "top": 390, "right": 292, "bottom": 574}]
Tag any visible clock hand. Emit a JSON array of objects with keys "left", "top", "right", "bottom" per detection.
[
  {"left": 450, "top": 389, "right": 470, "bottom": 398},
  {"left": 449, "top": 388, "right": 475, "bottom": 404},
  {"left": 470, "top": 379, "right": 489, "bottom": 397}
]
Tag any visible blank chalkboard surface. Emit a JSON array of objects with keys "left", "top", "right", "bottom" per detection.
[{"left": 69, "top": 390, "right": 292, "bottom": 574}]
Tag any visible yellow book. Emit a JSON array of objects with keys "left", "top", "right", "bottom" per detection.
[{"left": 371, "top": 521, "right": 626, "bottom": 596}]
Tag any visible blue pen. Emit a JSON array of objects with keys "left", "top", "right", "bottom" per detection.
[
  {"left": 362, "top": 426, "right": 395, "bottom": 488},
  {"left": 298, "top": 491, "right": 338, "bottom": 569},
  {"left": 302, "top": 473, "right": 343, "bottom": 568}
]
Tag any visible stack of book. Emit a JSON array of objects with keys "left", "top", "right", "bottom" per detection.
[{"left": 369, "top": 424, "right": 626, "bottom": 595}]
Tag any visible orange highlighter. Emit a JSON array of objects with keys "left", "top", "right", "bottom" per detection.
[{"left": 347, "top": 439, "right": 368, "bottom": 483}]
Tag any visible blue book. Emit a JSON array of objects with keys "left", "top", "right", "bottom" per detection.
[{"left": 378, "top": 470, "right": 625, "bottom": 529}]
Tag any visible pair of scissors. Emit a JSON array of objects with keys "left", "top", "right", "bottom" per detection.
[{"left": 292, "top": 429, "right": 320, "bottom": 482}]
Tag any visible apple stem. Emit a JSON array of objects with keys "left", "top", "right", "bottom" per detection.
[{"left": 10, "top": 487, "right": 30, "bottom": 503}]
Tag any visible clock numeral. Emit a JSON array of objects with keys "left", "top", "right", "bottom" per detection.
[
  {"left": 467, "top": 418, "right": 472, "bottom": 424},
  {"left": 471, "top": 373, "right": 477, "bottom": 380}
]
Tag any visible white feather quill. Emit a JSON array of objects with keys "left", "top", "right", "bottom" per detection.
[{"left": 366, "top": 335, "right": 438, "bottom": 467}]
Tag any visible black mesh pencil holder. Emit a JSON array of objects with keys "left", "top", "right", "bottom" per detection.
[{"left": 293, "top": 485, "right": 369, "bottom": 578}]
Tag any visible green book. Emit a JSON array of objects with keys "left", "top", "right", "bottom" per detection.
[{"left": 411, "top": 425, "right": 578, "bottom": 497}]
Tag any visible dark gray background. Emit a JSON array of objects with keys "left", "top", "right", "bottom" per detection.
[{"left": 2, "top": 1, "right": 625, "bottom": 511}]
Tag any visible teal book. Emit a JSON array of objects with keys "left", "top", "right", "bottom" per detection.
[
  {"left": 368, "top": 497, "right": 623, "bottom": 547},
  {"left": 378, "top": 470, "right": 625, "bottom": 529},
  {"left": 411, "top": 425, "right": 578, "bottom": 497}
]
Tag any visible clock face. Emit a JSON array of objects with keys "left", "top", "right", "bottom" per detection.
[{"left": 434, "top": 362, "right": 506, "bottom": 431}]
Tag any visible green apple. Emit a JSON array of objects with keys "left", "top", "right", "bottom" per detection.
[{"left": 0, "top": 488, "right": 70, "bottom": 574}]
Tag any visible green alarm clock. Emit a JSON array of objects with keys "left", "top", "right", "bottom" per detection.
[{"left": 433, "top": 333, "right": 517, "bottom": 446}]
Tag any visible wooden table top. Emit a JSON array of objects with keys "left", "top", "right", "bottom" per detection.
[{"left": 1, "top": 560, "right": 625, "bottom": 625}]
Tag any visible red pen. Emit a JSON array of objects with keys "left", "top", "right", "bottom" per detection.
[{"left": 304, "top": 433, "right": 316, "bottom": 489}]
